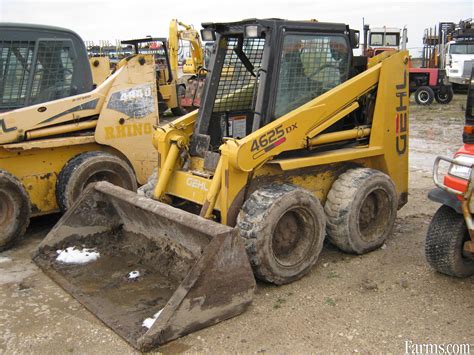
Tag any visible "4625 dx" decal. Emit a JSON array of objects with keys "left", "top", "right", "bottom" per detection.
[{"left": 251, "top": 123, "right": 297, "bottom": 160}]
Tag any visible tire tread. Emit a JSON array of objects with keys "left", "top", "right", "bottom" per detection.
[
  {"left": 425, "top": 205, "right": 474, "bottom": 277},
  {"left": 0, "top": 170, "right": 31, "bottom": 251}
]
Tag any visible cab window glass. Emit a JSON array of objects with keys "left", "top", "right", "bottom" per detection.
[
  {"left": 274, "top": 34, "right": 349, "bottom": 118},
  {"left": 0, "top": 41, "right": 35, "bottom": 109},
  {"left": 451, "top": 44, "right": 474, "bottom": 55},
  {"left": 30, "top": 40, "right": 75, "bottom": 105},
  {"left": 370, "top": 33, "right": 399, "bottom": 46},
  {"left": 370, "top": 33, "right": 383, "bottom": 46}
]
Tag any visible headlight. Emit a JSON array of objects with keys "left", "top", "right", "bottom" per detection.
[
  {"left": 244, "top": 25, "right": 263, "bottom": 38},
  {"left": 448, "top": 154, "right": 474, "bottom": 180},
  {"left": 200, "top": 29, "right": 216, "bottom": 42}
]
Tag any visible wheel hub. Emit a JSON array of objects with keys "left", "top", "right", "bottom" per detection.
[
  {"left": 418, "top": 91, "right": 429, "bottom": 103},
  {"left": 358, "top": 189, "right": 391, "bottom": 243},
  {"left": 0, "top": 190, "right": 14, "bottom": 228},
  {"left": 78, "top": 170, "right": 125, "bottom": 202},
  {"left": 271, "top": 208, "right": 314, "bottom": 267}
]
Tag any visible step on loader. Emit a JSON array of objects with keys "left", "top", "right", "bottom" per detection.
[{"left": 34, "top": 19, "right": 409, "bottom": 351}]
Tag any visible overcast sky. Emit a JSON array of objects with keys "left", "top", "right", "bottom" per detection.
[{"left": 1, "top": 0, "right": 472, "bottom": 56}]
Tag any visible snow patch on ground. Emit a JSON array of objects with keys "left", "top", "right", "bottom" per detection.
[
  {"left": 0, "top": 257, "right": 12, "bottom": 264},
  {"left": 142, "top": 308, "right": 164, "bottom": 329},
  {"left": 56, "top": 247, "right": 100, "bottom": 264},
  {"left": 128, "top": 271, "right": 140, "bottom": 279}
]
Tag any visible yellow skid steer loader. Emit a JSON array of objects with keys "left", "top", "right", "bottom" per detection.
[
  {"left": 0, "top": 23, "right": 159, "bottom": 251},
  {"left": 34, "top": 19, "right": 409, "bottom": 351}
]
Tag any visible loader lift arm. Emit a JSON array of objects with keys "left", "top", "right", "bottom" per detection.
[{"left": 169, "top": 19, "right": 205, "bottom": 75}]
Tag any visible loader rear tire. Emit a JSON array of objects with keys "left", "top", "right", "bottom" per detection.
[
  {"left": 171, "top": 85, "right": 188, "bottom": 116},
  {"left": 0, "top": 170, "right": 31, "bottom": 251},
  {"left": 56, "top": 151, "right": 137, "bottom": 211},
  {"left": 325, "top": 168, "right": 397, "bottom": 254},
  {"left": 237, "top": 184, "right": 326, "bottom": 285},
  {"left": 414, "top": 86, "right": 434, "bottom": 105},
  {"left": 426, "top": 205, "right": 474, "bottom": 277}
]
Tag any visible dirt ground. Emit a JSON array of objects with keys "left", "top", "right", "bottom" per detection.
[{"left": 1, "top": 94, "right": 473, "bottom": 354}]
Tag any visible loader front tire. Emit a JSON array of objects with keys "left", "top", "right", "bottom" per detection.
[
  {"left": 56, "top": 151, "right": 137, "bottom": 211},
  {"left": 325, "top": 168, "right": 397, "bottom": 254},
  {"left": 0, "top": 170, "right": 31, "bottom": 251},
  {"left": 237, "top": 184, "right": 326, "bottom": 285},
  {"left": 426, "top": 205, "right": 474, "bottom": 277}
]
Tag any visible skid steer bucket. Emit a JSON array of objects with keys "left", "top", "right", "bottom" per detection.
[{"left": 33, "top": 182, "right": 255, "bottom": 351}]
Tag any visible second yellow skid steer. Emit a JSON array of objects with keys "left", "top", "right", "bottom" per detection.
[{"left": 34, "top": 19, "right": 409, "bottom": 350}]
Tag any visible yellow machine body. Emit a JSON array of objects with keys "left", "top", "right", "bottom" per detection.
[
  {"left": 168, "top": 19, "right": 204, "bottom": 76},
  {"left": 154, "top": 51, "right": 409, "bottom": 224},
  {"left": 88, "top": 56, "right": 112, "bottom": 87},
  {"left": 0, "top": 55, "right": 159, "bottom": 216},
  {"left": 34, "top": 20, "right": 409, "bottom": 351}
]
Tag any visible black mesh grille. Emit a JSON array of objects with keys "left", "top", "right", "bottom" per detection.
[
  {"left": 213, "top": 37, "right": 265, "bottom": 113},
  {"left": 0, "top": 40, "right": 75, "bottom": 109},
  {"left": 0, "top": 40, "right": 35, "bottom": 108},
  {"left": 30, "top": 40, "right": 75, "bottom": 104}
]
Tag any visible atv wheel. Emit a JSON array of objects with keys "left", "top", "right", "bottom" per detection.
[
  {"left": 237, "top": 184, "right": 326, "bottom": 285},
  {"left": 414, "top": 86, "right": 435, "bottom": 105},
  {"left": 0, "top": 170, "right": 31, "bottom": 251},
  {"left": 426, "top": 205, "right": 474, "bottom": 277},
  {"left": 325, "top": 168, "right": 398, "bottom": 254},
  {"left": 434, "top": 87, "right": 454, "bottom": 104},
  {"left": 56, "top": 151, "right": 137, "bottom": 211},
  {"left": 171, "top": 85, "right": 188, "bottom": 116}
]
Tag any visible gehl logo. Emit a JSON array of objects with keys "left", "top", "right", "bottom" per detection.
[
  {"left": 395, "top": 70, "right": 408, "bottom": 155},
  {"left": 0, "top": 119, "right": 17, "bottom": 134}
]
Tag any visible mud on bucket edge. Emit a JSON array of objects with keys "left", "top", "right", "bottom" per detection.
[{"left": 33, "top": 181, "right": 256, "bottom": 351}]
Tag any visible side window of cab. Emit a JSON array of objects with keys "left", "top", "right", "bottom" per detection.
[{"left": 274, "top": 34, "right": 349, "bottom": 118}]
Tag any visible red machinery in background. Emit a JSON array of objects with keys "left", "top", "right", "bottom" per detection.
[{"left": 363, "top": 23, "right": 453, "bottom": 105}]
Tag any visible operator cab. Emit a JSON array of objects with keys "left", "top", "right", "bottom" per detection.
[
  {"left": 0, "top": 23, "right": 93, "bottom": 112},
  {"left": 368, "top": 27, "right": 401, "bottom": 53},
  {"left": 192, "top": 18, "right": 360, "bottom": 156},
  {"left": 121, "top": 37, "right": 174, "bottom": 85}
]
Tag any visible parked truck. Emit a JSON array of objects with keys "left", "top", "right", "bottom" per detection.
[{"left": 443, "top": 19, "right": 474, "bottom": 87}]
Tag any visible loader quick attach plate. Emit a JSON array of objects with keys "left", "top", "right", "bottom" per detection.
[{"left": 33, "top": 182, "right": 255, "bottom": 351}]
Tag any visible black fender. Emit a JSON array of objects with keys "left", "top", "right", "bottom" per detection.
[{"left": 428, "top": 188, "right": 462, "bottom": 214}]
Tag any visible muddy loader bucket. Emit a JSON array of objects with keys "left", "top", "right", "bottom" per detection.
[{"left": 33, "top": 182, "right": 255, "bottom": 351}]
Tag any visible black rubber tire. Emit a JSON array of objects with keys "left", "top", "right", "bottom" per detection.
[
  {"left": 426, "top": 205, "right": 474, "bottom": 277},
  {"left": 0, "top": 170, "right": 31, "bottom": 251},
  {"left": 56, "top": 151, "right": 137, "bottom": 211},
  {"left": 325, "top": 168, "right": 398, "bottom": 254},
  {"left": 171, "top": 85, "right": 188, "bottom": 116},
  {"left": 237, "top": 184, "right": 326, "bottom": 285},
  {"left": 414, "top": 86, "right": 435, "bottom": 105},
  {"left": 434, "top": 86, "right": 454, "bottom": 104}
]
